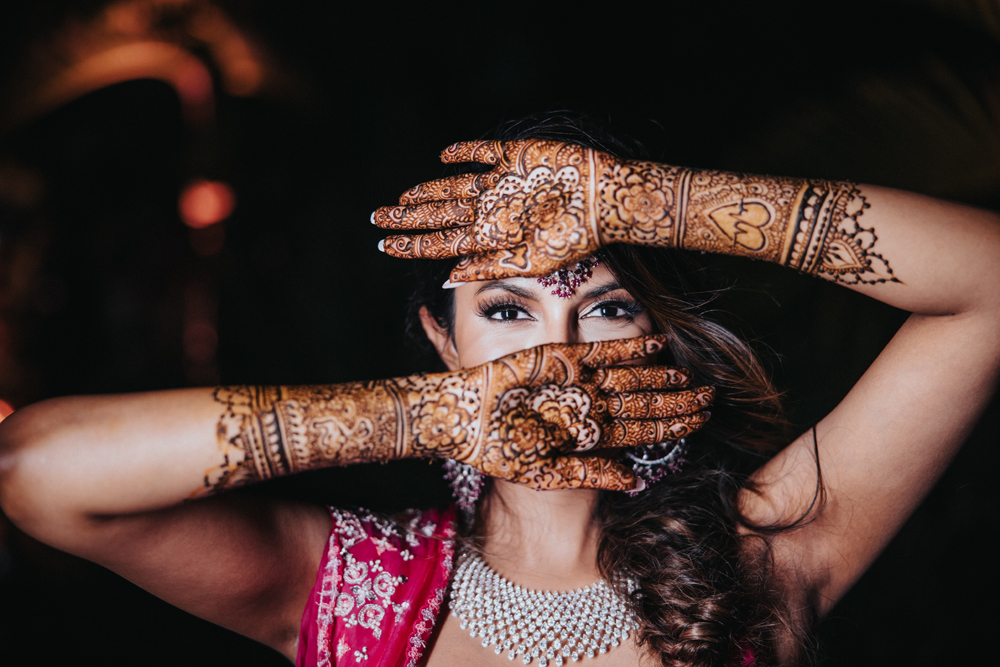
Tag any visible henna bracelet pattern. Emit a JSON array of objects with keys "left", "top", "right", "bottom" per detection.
[{"left": 373, "top": 140, "right": 899, "bottom": 287}]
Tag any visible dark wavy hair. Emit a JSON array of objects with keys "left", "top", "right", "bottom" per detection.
[{"left": 407, "top": 114, "right": 811, "bottom": 666}]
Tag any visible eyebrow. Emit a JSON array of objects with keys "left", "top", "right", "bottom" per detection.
[
  {"left": 475, "top": 280, "right": 538, "bottom": 300},
  {"left": 579, "top": 282, "right": 625, "bottom": 300}
]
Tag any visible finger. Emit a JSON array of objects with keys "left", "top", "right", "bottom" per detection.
[
  {"left": 372, "top": 199, "right": 476, "bottom": 230},
  {"left": 578, "top": 336, "right": 670, "bottom": 368},
  {"left": 603, "top": 412, "right": 710, "bottom": 447},
  {"left": 592, "top": 365, "right": 690, "bottom": 392},
  {"left": 399, "top": 172, "right": 501, "bottom": 206},
  {"left": 447, "top": 246, "right": 552, "bottom": 283},
  {"left": 440, "top": 140, "right": 504, "bottom": 165},
  {"left": 381, "top": 227, "right": 479, "bottom": 260},
  {"left": 606, "top": 386, "right": 715, "bottom": 419},
  {"left": 514, "top": 456, "right": 638, "bottom": 491},
  {"left": 448, "top": 246, "right": 555, "bottom": 282}
]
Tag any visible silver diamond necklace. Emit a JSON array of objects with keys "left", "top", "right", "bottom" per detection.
[{"left": 449, "top": 548, "right": 638, "bottom": 666}]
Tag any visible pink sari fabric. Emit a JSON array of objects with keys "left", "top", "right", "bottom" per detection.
[
  {"left": 295, "top": 504, "right": 756, "bottom": 667},
  {"left": 296, "top": 506, "right": 456, "bottom": 667}
]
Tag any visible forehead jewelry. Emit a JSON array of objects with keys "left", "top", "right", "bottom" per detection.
[
  {"left": 537, "top": 257, "right": 599, "bottom": 299},
  {"left": 449, "top": 548, "right": 638, "bottom": 666},
  {"left": 624, "top": 438, "right": 689, "bottom": 497}
]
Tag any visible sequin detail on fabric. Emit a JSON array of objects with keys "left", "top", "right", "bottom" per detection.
[{"left": 309, "top": 507, "right": 455, "bottom": 666}]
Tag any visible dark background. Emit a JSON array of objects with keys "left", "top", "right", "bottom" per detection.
[{"left": 0, "top": 1, "right": 998, "bottom": 664}]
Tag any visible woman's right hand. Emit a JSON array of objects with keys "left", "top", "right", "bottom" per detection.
[{"left": 398, "top": 335, "right": 714, "bottom": 490}]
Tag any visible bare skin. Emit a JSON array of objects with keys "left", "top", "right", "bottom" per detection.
[
  {"left": 377, "top": 140, "right": 1000, "bottom": 622},
  {"left": 420, "top": 265, "right": 663, "bottom": 666},
  {"left": 0, "top": 144, "right": 998, "bottom": 666}
]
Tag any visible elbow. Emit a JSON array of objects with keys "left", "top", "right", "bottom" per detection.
[{"left": 0, "top": 400, "right": 68, "bottom": 531}]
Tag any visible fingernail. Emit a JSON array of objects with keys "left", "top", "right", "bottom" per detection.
[
  {"left": 703, "top": 411, "right": 712, "bottom": 421},
  {"left": 377, "top": 239, "right": 385, "bottom": 252},
  {"left": 632, "top": 477, "right": 646, "bottom": 492},
  {"left": 442, "top": 279, "right": 464, "bottom": 289},
  {"left": 370, "top": 211, "right": 377, "bottom": 225}
]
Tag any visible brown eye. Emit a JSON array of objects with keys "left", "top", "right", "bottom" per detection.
[
  {"left": 582, "top": 299, "right": 642, "bottom": 321},
  {"left": 499, "top": 309, "right": 520, "bottom": 320},
  {"left": 599, "top": 305, "right": 623, "bottom": 318}
]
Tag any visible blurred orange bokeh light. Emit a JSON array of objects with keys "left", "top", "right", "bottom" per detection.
[
  {"left": 179, "top": 180, "right": 235, "bottom": 228},
  {"left": 0, "top": 399, "right": 14, "bottom": 423}
]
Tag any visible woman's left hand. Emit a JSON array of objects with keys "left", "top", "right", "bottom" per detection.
[
  {"left": 398, "top": 335, "right": 714, "bottom": 491},
  {"left": 373, "top": 139, "right": 619, "bottom": 284}
]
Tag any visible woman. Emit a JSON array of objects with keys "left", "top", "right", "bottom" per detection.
[{"left": 1, "top": 118, "right": 998, "bottom": 666}]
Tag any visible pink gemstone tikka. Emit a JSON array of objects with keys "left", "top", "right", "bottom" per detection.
[{"left": 537, "top": 257, "right": 599, "bottom": 298}]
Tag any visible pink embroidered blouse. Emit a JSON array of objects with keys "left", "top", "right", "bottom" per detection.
[
  {"left": 294, "top": 505, "right": 755, "bottom": 667},
  {"left": 296, "top": 506, "right": 456, "bottom": 667}
]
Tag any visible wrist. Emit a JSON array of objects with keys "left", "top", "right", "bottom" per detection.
[
  {"left": 594, "top": 156, "right": 687, "bottom": 249},
  {"left": 208, "top": 382, "right": 406, "bottom": 493},
  {"left": 393, "top": 367, "right": 485, "bottom": 463}
]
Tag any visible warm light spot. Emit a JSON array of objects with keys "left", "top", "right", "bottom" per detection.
[
  {"left": 0, "top": 399, "right": 14, "bottom": 423},
  {"left": 179, "top": 180, "right": 235, "bottom": 228}
]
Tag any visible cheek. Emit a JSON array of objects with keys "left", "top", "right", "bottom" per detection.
[
  {"left": 452, "top": 317, "right": 535, "bottom": 368},
  {"left": 579, "top": 310, "right": 655, "bottom": 343}
]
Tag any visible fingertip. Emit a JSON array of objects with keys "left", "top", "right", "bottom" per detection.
[
  {"left": 370, "top": 210, "right": 376, "bottom": 225},
  {"left": 644, "top": 334, "right": 668, "bottom": 354},
  {"left": 377, "top": 239, "right": 385, "bottom": 252},
  {"left": 442, "top": 279, "right": 464, "bottom": 289}
]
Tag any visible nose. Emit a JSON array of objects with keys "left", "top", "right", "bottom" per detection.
[{"left": 541, "top": 310, "right": 579, "bottom": 346}]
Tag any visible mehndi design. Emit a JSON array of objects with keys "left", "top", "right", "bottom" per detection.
[
  {"left": 201, "top": 336, "right": 713, "bottom": 495},
  {"left": 373, "top": 140, "right": 899, "bottom": 286}
]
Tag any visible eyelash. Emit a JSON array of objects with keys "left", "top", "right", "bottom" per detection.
[
  {"left": 582, "top": 298, "right": 644, "bottom": 321},
  {"left": 477, "top": 296, "right": 532, "bottom": 321},
  {"left": 476, "top": 296, "right": 645, "bottom": 322}
]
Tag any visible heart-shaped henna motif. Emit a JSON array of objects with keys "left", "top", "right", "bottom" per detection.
[
  {"left": 374, "top": 138, "right": 898, "bottom": 286},
  {"left": 706, "top": 201, "right": 773, "bottom": 251}
]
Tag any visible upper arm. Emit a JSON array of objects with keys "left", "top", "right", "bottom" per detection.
[
  {"left": 742, "top": 308, "right": 1000, "bottom": 617},
  {"left": 78, "top": 495, "right": 330, "bottom": 659}
]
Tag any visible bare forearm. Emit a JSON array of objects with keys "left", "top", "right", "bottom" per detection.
[
  {"left": 0, "top": 337, "right": 704, "bottom": 543},
  {"left": 0, "top": 380, "right": 415, "bottom": 530}
]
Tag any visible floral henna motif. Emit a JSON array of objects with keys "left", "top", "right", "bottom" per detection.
[
  {"left": 376, "top": 140, "right": 602, "bottom": 279},
  {"left": 599, "top": 160, "right": 899, "bottom": 285},
  {"left": 375, "top": 139, "right": 899, "bottom": 286},
  {"left": 204, "top": 336, "right": 714, "bottom": 494},
  {"left": 203, "top": 383, "right": 404, "bottom": 494}
]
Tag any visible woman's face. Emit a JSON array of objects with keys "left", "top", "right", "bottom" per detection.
[{"left": 424, "top": 263, "right": 654, "bottom": 370}]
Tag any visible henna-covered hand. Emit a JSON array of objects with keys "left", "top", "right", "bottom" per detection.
[
  {"left": 373, "top": 139, "right": 898, "bottom": 286},
  {"left": 401, "top": 336, "right": 712, "bottom": 491},
  {"left": 204, "top": 336, "right": 713, "bottom": 494}
]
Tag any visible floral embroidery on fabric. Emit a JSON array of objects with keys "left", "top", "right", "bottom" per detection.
[
  {"left": 404, "top": 521, "right": 455, "bottom": 667},
  {"left": 310, "top": 506, "right": 455, "bottom": 666},
  {"left": 334, "top": 551, "right": 406, "bottom": 638}
]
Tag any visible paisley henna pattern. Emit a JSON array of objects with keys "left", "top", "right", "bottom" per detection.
[
  {"left": 204, "top": 336, "right": 713, "bottom": 494},
  {"left": 374, "top": 139, "right": 899, "bottom": 286}
]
